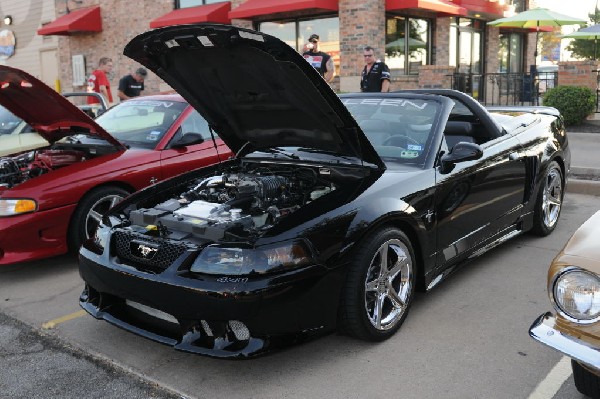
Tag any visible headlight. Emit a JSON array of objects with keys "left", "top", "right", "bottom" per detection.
[
  {"left": 191, "top": 240, "right": 314, "bottom": 275},
  {"left": 553, "top": 269, "right": 600, "bottom": 323},
  {"left": 0, "top": 199, "right": 37, "bottom": 216}
]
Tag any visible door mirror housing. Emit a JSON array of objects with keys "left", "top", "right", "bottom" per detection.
[
  {"left": 440, "top": 142, "right": 483, "bottom": 173},
  {"left": 170, "top": 132, "right": 204, "bottom": 149}
]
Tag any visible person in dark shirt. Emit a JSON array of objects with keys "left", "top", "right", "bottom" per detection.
[
  {"left": 360, "top": 46, "right": 391, "bottom": 92},
  {"left": 117, "top": 67, "right": 147, "bottom": 101},
  {"left": 302, "top": 34, "right": 335, "bottom": 82}
]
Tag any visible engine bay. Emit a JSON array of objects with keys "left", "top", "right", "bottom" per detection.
[
  {"left": 124, "top": 163, "right": 339, "bottom": 243},
  {"left": 0, "top": 136, "right": 119, "bottom": 190},
  {"left": 0, "top": 149, "right": 87, "bottom": 189}
]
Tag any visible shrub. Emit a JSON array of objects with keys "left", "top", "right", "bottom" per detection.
[{"left": 542, "top": 86, "right": 596, "bottom": 126}]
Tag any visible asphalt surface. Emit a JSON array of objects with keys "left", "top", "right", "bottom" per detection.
[{"left": 0, "top": 312, "right": 181, "bottom": 399}]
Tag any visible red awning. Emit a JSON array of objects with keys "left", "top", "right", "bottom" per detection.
[
  {"left": 386, "top": 0, "right": 467, "bottom": 16},
  {"left": 37, "top": 6, "right": 102, "bottom": 36},
  {"left": 229, "top": 0, "right": 338, "bottom": 20},
  {"left": 149, "top": 2, "right": 231, "bottom": 29},
  {"left": 454, "top": 0, "right": 504, "bottom": 18}
]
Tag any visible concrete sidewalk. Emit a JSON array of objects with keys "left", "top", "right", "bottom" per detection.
[{"left": 567, "top": 131, "right": 600, "bottom": 196}]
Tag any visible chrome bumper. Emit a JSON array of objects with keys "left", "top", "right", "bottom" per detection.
[{"left": 530, "top": 312, "right": 600, "bottom": 369}]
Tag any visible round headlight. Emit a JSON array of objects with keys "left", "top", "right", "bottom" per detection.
[{"left": 553, "top": 269, "right": 600, "bottom": 323}]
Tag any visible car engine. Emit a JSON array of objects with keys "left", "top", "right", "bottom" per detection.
[
  {"left": 126, "top": 165, "right": 336, "bottom": 242},
  {"left": 0, "top": 149, "right": 86, "bottom": 189}
]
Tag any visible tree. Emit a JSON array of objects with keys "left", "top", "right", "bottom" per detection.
[
  {"left": 540, "top": 27, "right": 562, "bottom": 62},
  {"left": 566, "top": 7, "right": 600, "bottom": 60}
]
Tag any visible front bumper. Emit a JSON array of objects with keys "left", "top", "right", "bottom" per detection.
[
  {"left": 0, "top": 204, "right": 75, "bottom": 264},
  {"left": 529, "top": 312, "right": 600, "bottom": 370},
  {"left": 79, "top": 244, "right": 343, "bottom": 358}
]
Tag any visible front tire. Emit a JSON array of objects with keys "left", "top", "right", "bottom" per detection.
[
  {"left": 572, "top": 359, "right": 600, "bottom": 398},
  {"left": 532, "top": 161, "right": 563, "bottom": 236},
  {"left": 339, "top": 228, "right": 416, "bottom": 341},
  {"left": 68, "top": 186, "right": 130, "bottom": 252}
]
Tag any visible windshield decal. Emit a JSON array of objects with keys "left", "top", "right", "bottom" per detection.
[
  {"left": 122, "top": 101, "right": 175, "bottom": 108},
  {"left": 400, "top": 150, "right": 420, "bottom": 158},
  {"left": 342, "top": 98, "right": 429, "bottom": 110}
]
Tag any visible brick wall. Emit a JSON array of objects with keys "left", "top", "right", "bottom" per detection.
[
  {"left": 418, "top": 65, "right": 454, "bottom": 89},
  {"left": 56, "top": 0, "right": 173, "bottom": 99},
  {"left": 434, "top": 17, "right": 450, "bottom": 66},
  {"left": 558, "top": 61, "right": 600, "bottom": 92},
  {"left": 338, "top": 0, "right": 385, "bottom": 92}
]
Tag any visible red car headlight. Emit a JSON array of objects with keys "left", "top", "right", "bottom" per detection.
[{"left": 0, "top": 199, "right": 37, "bottom": 217}]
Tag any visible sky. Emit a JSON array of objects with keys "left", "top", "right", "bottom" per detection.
[
  {"left": 534, "top": 0, "right": 597, "bottom": 60},
  {"left": 535, "top": 0, "right": 597, "bottom": 23}
]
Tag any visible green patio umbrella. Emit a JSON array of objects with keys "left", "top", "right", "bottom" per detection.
[
  {"left": 489, "top": 8, "right": 586, "bottom": 68},
  {"left": 561, "top": 24, "right": 600, "bottom": 59}
]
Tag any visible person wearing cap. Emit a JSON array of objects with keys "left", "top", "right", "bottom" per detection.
[
  {"left": 302, "top": 34, "right": 335, "bottom": 82},
  {"left": 117, "top": 67, "right": 147, "bottom": 101}
]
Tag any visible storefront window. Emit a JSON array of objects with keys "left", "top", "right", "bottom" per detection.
[
  {"left": 385, "top": 16, "right": 430, "bottom": 75},
  {"left": 449, "top": 18, "right": 484, "bottom": 74},
  {"left": 499, "top": 33, "right": 524, "bottom": 73},
  {"left": 258, "top": 17, "right": 340, "bottom": 76},
  {"left": 177, "top": 0, "right": 223, "bottom": 8}
]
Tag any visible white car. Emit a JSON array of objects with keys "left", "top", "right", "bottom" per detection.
[{"left": 0, "top": 92, "right": 107, "bottom": 157}]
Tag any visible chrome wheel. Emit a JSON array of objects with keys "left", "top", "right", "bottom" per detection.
[
  {"left": 84, "top": 194, "right": 124, "bottom": 239},
  {"left": 542, "top": 166, "right": 562, "bottom": 229},
  {"left": 364, "top": 239, "right": 413, "bottom": 331}
]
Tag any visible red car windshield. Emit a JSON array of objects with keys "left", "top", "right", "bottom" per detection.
[{"left": 95, "top": 100, "right": 187, "bottom": 149}]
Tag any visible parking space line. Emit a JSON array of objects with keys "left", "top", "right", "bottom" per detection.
[
  {"left": 41, "top": 309, "right": 87, "bottom": 330},
  {"left": 527, "top": 356, "right": 572, "bottom": 399}
]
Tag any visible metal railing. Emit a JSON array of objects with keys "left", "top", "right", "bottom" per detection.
[{"left": 448, "top": 72, "right": 558, "bottom": 106}]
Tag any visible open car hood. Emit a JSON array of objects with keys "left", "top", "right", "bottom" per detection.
[
  {"left": 124, "top": 24, "right": 384, "bottom": 168},
  {"left": 0, "top": 66, "right": 124, "bottom": 149}
]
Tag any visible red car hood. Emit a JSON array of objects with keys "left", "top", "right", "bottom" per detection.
[{"left": 0, "top": 66, "right": 124, "bottom": 149}]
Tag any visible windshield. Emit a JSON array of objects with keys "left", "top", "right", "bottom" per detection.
[
  {"left": 341, "top": 97, "right": 440, "bottom": 166},
  {"left": 95, "top": 99, "right": 187, "bottom": 149},
  {"left": 0, "top": 105, "right": 23, "bottom": 135}
]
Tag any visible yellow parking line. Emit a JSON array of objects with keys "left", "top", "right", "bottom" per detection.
[{"left": 41, "top": 309, "right": 87, "bottom": 330}]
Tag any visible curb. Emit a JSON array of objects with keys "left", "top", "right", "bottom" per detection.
[
  {"left": 567, "top": 166, "right": 600, "bottom": 196},
  {"left": 567, "top": 178, "right": 600, "bottom": 196}
]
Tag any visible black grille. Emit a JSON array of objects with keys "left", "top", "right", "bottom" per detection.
[{"left": 113, "top": 231, "right": 188, "bottom": 273}]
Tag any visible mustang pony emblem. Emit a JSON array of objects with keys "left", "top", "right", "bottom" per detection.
[{"left": 131, "top": 241, "right": 159, "bottom": 259}]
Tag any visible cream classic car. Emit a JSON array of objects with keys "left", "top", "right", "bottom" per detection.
[{"left": 530, "top": 210, "right": 600, "bottom": 398}]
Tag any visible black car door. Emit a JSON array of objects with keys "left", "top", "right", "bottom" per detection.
[{"left": 434, "top": 129, "right": 527, "bottom": 268}]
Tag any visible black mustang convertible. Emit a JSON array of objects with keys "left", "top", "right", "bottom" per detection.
[{"left": 79, "top": 24, "right": 570, "bottom": 358}]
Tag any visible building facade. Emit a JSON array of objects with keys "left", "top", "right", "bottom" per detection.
[
  {"left": 0, "top": 0, "right": 59, "bottom": 88},
  {"left": 13, "top": 0, "right": 541, "bottom": 102}
]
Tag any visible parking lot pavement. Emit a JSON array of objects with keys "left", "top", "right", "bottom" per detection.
[
  {"left": 0, "top": 312, "right": 182, "bottom": 399},
  {"left": 566, "top": 131, "right": 600, "bottom": 196},
  {"left": 0, "top": 193, "right": 598, "bottom": 399}
]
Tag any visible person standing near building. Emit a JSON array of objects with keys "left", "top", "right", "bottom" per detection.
[
  {"left": 302, "top": 34, "right": 335, "bottom": 82},
  {"left": 117, "top": 67, "right": 147, "bottom": 101},
  {"left": 87, "top": 57, "right": 113, "bottom": 105},
  {"left": 360, "top": 46, "right": 391, "bottom": 92}
]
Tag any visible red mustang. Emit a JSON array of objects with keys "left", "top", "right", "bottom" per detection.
[{"left": 0, "top": 66, "right": 230, "bottom": 264}]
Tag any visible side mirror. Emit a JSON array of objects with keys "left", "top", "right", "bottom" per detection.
[
  {"left": 170, "top": 132, "right": 204, "bottom": 149},
  {"left": 440, "top": 142, "right": 483, "bottom": 173}
]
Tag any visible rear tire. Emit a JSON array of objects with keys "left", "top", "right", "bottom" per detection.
[
  {"left": 572, "top": 359, "right": 600, "bottom": 398},
  {"left": 531, "top": 161, "right": 563, "bottom": 236},
  {"left": 68, "top": 186, "right": 129, "bottom": 252},
  {"left": 339, "top": 228, "right": 416, "bottom": 341}
]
